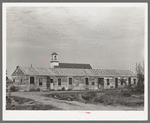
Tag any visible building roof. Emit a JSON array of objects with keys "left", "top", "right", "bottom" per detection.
[
  {"left": 7, "top": 78, "right": 13, "bottom": 83},
  {"left": 51, "top": 52, "right": 58, "bottom": 55},
  {"left": 54, "top": 63, "right": 92, "bottom": 69},
  {"left": 11, "top": 66, "right": 136, "bottom": 77}
]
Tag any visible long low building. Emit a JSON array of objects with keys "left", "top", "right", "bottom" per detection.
[{"left": 11, "top": 52, "right": 137, "bottom": 91}]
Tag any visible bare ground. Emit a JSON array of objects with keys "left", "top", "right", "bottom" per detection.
[{"left": 9, "top": 92, "right": 144, "bottom": 110}]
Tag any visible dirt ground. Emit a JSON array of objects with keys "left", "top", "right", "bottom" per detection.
[{"left": 9, "top": 91, "right": 144, "bottom": 110}]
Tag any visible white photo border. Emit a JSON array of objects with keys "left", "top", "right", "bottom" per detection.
[{"left": 3, "top": 3, "right": 148, "bottom": 121}]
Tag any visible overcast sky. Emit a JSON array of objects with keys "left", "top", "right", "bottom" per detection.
[{"left": 6, "top": 5, "right": 145, "bottom": 78}]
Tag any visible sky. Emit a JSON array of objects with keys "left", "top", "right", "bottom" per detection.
[{"left": 6, "top": 5, "right": 146, "bottom": 78}]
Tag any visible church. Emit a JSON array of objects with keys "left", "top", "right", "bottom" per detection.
[{"left": 11, "top": 52, "right": 137, "bottom": 91}]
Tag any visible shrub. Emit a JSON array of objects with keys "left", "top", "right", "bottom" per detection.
[
  {"left": 10, "top": 86, "right": 19, "bottom": 92},
  {"left": 130, "top": 86, "right": 144, "bottom": 94},
  {"left": 92, "top": 89, "right": 144, "bottom": 107},
  {"left": 93, "top": 94, "right": 116, "bottom": 105},
  {"left": 49, "top": 89, "right": 54, "bottom": 91},
  {"left": 29, "top": 88, "right": 36, "bottom": 92},
  {"left": 62, "top": 87, "right": 65, "bottom": 91},
  {"left": 67, "top": 89, "right": 72, "bottom": 91},
  {"left": 121, "top": 90, "right": 131, "bottom": 97},
  {"left": 81, "top": 91, "right": 97, "bottom": 101},
  {"left": 53, "top": 94, "right": 68, "bottom": 100},
  {"left": 85, "top": 87, "right": 89, "bottom": 90},
  {"left": 93, "top": 96, "right": 104, "bottom": 103},
  {"left": 36, "top": 88, "right": 41, "bottom": 92}
]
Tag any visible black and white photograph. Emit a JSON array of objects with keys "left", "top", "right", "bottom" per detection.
[{"left": 3, "top": 3, "right": 148, "bottom": 121}]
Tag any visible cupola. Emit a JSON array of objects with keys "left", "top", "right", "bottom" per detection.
[{"left": 50, "top": 52, "right": 59, "bottom": 68}]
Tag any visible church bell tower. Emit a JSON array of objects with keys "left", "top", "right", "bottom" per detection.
[{"left": 50, "top": 52, "right": 59, "bottom": 68}]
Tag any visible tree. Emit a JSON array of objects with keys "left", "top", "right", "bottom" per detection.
[
  {"left": 6, "top": 70, "right": 8, "bottom": 81},
  {"left": 136, "top": 61, "right": 144, "bottom": 87},
  {"left": 6, "top": 70, "right": 12, "bottom": 98}
]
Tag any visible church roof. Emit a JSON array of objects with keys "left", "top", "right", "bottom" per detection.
[
  {"left": 54, "top": 63, "right": 92, "bottom": 69},
  {"left": 51, "top": 52, "right": 58, "bottom": 55}
]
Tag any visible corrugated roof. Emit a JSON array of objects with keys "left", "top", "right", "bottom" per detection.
[
  {"left": 19, "top": 66, "right": 39, "bottom": 75},
  {"left": 54, "top": 63, "right": 92, "bottom": 69},
  {"left": 12, "top": 66, "right": 136, "bottom": 77}
]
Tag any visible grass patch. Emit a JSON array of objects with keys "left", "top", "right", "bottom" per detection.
[
  {"left": 43, "top": 88, "right": 144, "bottom": 107},
  {"left": 10, "top": 96, "right": 34, "bottom": 104},
  {"left": 11, "top": 104, "right": 60, "bottom": 110},
  {"left": 93, "top": 94, "right": 144, "bottom": 107},
  {"left": 44, "top": 92, "right": 79, "bottom": 101},
  {"left": 6, "top": 96, "right": 60, "bottom": 110},
  {"left": 92, "top": 89, "right": 144, "bottom": 107}
]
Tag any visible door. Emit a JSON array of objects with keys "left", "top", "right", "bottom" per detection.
[
  {"left": 30, "top": 77, "right": 34, "bottom": 84},
  {"left": 115, "top": 78, "right": 118, "bottom": 88},
  {"left": 98, "top": 78, "right": 104, "bottom": 89},
  {"left": 69, "top": 78, "right": 72, "bottom": 89},
  {"left": 50, "top": 79, "right": 53, "bottom": 89},
  {"left": 47, "top": 77, "right": 50, "bottom": 89},
  {"left": 85, "top": 78, "right": 89, "bottom": 89},
  {"left": 85, "top": 78, "right": 89, "bottom": 85},
  {"left": 128, "top": 77, "right": 131, "bottom": 86}
]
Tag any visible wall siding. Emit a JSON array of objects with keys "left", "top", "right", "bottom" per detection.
[
  {"left": 12, "top": 75, "right": 30, "bottom": 91},
  {"left": 12, "top": 74, "right": 138, "bottom": 91}
]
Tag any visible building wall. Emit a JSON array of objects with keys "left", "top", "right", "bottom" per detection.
[
  {"left": 50, "top": 61, "right": 59, "bottom": 68},
  {"left": 103, "top": 77, "right": 115, "bottom": 89},
  {"left": 38, "top": 76, "right": 137, "bottom": 91},
  {"left": 52, "top": 76, "right": 99, "bottom": 90},
  {"left": 35, "top": 76, "right": 47, "bottom": 90},
  {"left": 12, "top": 74, "right": 138, "bottom": 91},
  {"left": 12, "top": 75, "right": 30, "bottom": 91},
  {"left": 53, "top": 76, "right": 68, "bottom": 90},
  {"left": 131, "top": 77, "right": 138, "bottom": 86}
]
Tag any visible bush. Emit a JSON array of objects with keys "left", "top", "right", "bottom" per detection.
[
  {"left": 10, "top": 86, "right": 19, "bottom": 92},
  {"left": 62, "top": 87, "right": 65, "bottom": 91},
  {"left": 121, "top": 90, "right": 131, "bottom": 97},
  {"left": 29, "top": 88, "right": 36, "bottom": 92},
  {"left": 81, "top": 91, "right": 97, "bottom": 101},
  {"left": 67, "top": 89, "right": 72, "bottom": 91},
  {"left": 130, "top": 86, "right": 144, "bottom": 94},
  {"left": 36, "top": 88, "right": 41, "bottom": 92},
  {"left": 93, "top": 95, "right": 116, "bottom": 105},
  {"left": 92, "top": 89, "right": 144, "bottom": 107},
  {"left": 28, "top": 87, "right": 42, "bottom": 92}
]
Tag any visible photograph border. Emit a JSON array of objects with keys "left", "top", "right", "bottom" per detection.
[{"left": 2, "top": 2, "right": 148, "bottom": 121}]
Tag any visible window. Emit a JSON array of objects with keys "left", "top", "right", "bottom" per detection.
[
  {"left": 69, "top": 78, "right": 72, "bottom": 85},
  {"left": 39, "top": 78, "right": 43, "bottom": 86},
  {"left": 58, "top": 78, "right": 61, "bottom": 86},
  {"left": 134, "top": 79, "right": 136, "bottom": 85},
  {"left": 85, "top": 78, "right": 89, "bottom": 85},
  {"left": 54, "top": 55, "right": 57, "bottom": 60},
  {"left": 30, "top": 77, "right": 34, "bottom": 84},
  {"left": 128, "top": 77, "right": 131, "bottom": 86},
  {"left": 50, "top": 79, "right": 53, "bottom": 83},
  {"left": 121, "top": 79, "right": 124, "bottom": 85},
  {"left": 98, "top": 78, "right": 104, "bottom": 86},
  {"left": 92, "top": 82, "right": 95, "bottom": 85},
  {"left": 13, "top": 79, "right": 15, "bottom": 82},
  {"left": 107, "top": 79, "right": 109, "bottom": 85},
  {"left": 21, "top": 79, "right": 22, "bottom": 83}
]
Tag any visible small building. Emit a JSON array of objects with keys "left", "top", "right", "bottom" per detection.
[{"left": 11, "top": 52, "right": 137, "bottom": 91}]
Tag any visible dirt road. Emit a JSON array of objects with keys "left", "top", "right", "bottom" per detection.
[{"left": 11, "top": 92, "right": 144, "bottom": 110}]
